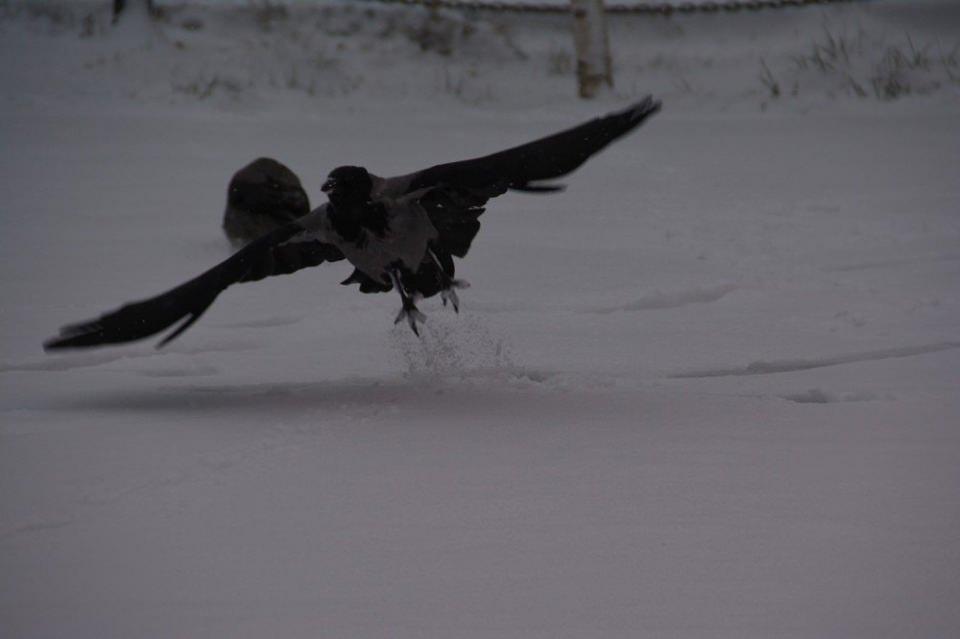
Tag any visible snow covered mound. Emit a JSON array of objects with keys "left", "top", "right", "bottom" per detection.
[{"left": 2, "top": 0, "right": 958, "bottom": 111}]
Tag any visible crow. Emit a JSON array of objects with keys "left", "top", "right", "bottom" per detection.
[
  {"left": 222, "top": 157, "right": 310, "bottom": 247},
  {"left": 44, "top": 97, "right": 661, "bottom": 350}
]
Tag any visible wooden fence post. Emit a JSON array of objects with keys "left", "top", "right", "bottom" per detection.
[
  {"left": 112, "top": 0, "right": 155, "bottom": 25},
  {"left": 571, "top": 0, "right": 613, "bottom": 98}
]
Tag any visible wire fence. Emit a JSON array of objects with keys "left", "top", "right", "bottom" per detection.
[{"left": 357, "top": 0, "right": 866, "bottom": 15}]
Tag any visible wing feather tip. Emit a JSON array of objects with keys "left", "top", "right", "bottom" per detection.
[
  {"left": 43, "top": 332, "right": 95, "bottom": 351},
  {"left": 42, "top": 337, "right": 66, "bottom": 352},
  {"left": 155, "top": 313, "right": 200, "bottom": 349},
  {"left": 628, "top": 95, "right": 662, "bottom": 121},
  {"left": 43, "top": 321, "right": 93, "bottom": 350}
]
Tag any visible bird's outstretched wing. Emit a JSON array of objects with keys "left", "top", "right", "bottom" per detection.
[
  {"left": 44, "top": 222, "right": 344, "bottom": 351},
  {"left": 393, "top": 96, "right": 661, "bottom": 197},
  {"left": 381, "top": 96, "right": 661, "bottom": 262}
]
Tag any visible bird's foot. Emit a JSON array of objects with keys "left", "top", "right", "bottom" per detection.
[
  {"left": 440, "top": 279, "right": 470, "bottom": 313},
  {"left": 440, "top": 288, "right": 459, "bottom": 312},
  {"left": 394, "top": 300, "right": 427, "bottom": 336}
]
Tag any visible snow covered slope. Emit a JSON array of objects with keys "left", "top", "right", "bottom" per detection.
[{"left": 1, "top": 2, "right": 959, "bottom": 637}]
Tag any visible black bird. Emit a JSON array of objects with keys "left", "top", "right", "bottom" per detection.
[
  {"left": 222, "top": 157, "right": 311, "bottom": 247},
  {"left": 44, "top": 97, "right": 661, "bottom": 350}
]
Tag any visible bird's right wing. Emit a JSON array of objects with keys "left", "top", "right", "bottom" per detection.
[{"left": 44, "top": 219, "right": 344, "bottom": 351}]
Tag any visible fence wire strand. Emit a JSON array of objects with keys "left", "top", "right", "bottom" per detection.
[{"left": 357, "top": 0, "right": 864, "bottom": 15}]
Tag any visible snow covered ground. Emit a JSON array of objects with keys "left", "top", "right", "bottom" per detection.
[{"left": 1, "top": 1, "right": 959, "bottom": 637}]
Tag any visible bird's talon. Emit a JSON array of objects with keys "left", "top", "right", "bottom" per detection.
[
  {"left": 395, "top": 305, "right": 426, "bottom": 336},
  {"left": 441, "top": 288, "right": 460, "bottom": 313}
]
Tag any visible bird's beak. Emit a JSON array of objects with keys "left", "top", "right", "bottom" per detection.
[{"left": 321, "top": 178, "right": 337, "bottom": 193}]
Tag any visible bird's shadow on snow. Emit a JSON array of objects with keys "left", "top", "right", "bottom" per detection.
[{"left": 48, "top": 369, "right": 559, "bottom": 416}]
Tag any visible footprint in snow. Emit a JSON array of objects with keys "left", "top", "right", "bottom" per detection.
[
  {"left": 671, "top": 341, "right": 960, "bottom": 379},
  {"left": 781, "top": 389, "right": 891, "bottom": 404}
]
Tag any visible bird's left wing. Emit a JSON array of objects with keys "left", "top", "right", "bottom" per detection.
[
  {"left": 44, "top": 217, "right": 344, "bottom": 351},
  {"left": 368, "top": 97, "right": 661, "bottom": 263},
  {"left": 380, "top": 96, "right": 661, "bottom": 199}
]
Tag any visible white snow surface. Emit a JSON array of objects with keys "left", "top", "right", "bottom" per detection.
[{"left": 1, "top": 2, "right": 959, "bottom": 637}]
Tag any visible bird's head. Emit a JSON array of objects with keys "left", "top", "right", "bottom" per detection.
[{"left": 322, "top": 165, "right": 373, "bottom": 206}]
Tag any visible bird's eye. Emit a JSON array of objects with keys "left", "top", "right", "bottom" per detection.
[{"left": 269, "top": 181, "right": 281, "bottom": 191}]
